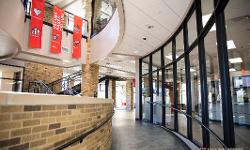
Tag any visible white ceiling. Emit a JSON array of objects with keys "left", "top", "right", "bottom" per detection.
[
  {"left": 113, "top": 0, "right": 193, "bottom": 57},
  {"left": 99, "top": 0, "right": 193, "bottom": 78}
]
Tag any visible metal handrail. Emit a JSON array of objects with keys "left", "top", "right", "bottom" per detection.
[
  {"left": 47, "top": 70, "right": 82, "bottom": 87},
  {"left": 55, "top": 113, "right": 114, "bottom": 150},
  {"left": 29, "top": 80, "right": 54, "bottom": 94},
  {"left": 145, "top": 101, "right": 227, "bottom": 148}
]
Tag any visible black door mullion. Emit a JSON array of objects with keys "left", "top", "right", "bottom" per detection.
[
  {"left": 139, "top": 59, "right": 143, "bottom": 120},
  {"left": 214, "top": 0, "right": 235, "bottom": 147},
  {"left": 195, "top": 0, "right": 210, "bottom": 147},
  {"left": 172, "top": 38, "right": 178, "bottom": 132},
  {"left": 183, "top": 23, "right": 193, "bottom": 140},
  {"left": 161, "top": 47, "right": 166, "bottom": 127},
  {"left": 149, "top": 55, "right": 153, "bottom": 123}
]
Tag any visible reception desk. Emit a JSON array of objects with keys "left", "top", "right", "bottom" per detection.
[{"left": 0, "top": 91, "right": 113, "bottom": 150}]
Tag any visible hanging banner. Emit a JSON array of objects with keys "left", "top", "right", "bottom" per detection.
[
  {"left": 50, "top": 6, "right": 64, "bottom": 53},
  {"left": 72, "top": 15, "right": 83, "bottom": 59},
  {"left": 29, "top": 0, "right": 44, "bottom": 48}
]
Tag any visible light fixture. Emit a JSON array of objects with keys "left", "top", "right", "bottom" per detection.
[
  {"left": 62, "top": 59, "right": 71, "bottom": 63},
  {"left": 229, "top": 57, "right": 242, "bottom": 64},
  {"left": 229, "top": 68, "right": 237, "bottom": 72},
  {"left": 215, "top": 40, "right": 236, "bottom": 49},
  {"left": 227, "top": 40, "right": 236, "bottom": 49},
  {"left": 202, "top": 13, "right": 216, "bottom": 32},
  {"left": 134, "top": 50, "right": 139, "bottom": 54},
  {"left": 183, "top": 68, "right": 196, "bottom": 72},
  {"left": 165, "top": 55, "right": 178, "bottom": 60},
  {"left": 190, "top": 68, "right": 196, "bottom": 72}
]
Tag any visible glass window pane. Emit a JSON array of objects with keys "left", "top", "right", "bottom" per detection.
[
  {"left": 188, "top": 10, "right": 197, "bottom": 45},
  {"left": 204, "top": 27, "right": 224, "bottom": 147},
  {"left": 190, "top": 47, "right": 203, "bottom": 145},
  {"left": 152, "top": 50, "right": 161, "bottom": 71},
  {"left": 177, "top": 58, "right": 187, "bottom": 136},
  {"left": 165, "top": 66, "right": 175, "bottom": 129},
  {"left": 142, "top": 57, "right": 149, "bottom": 75},
  {"left": 201, "top": 0, "right": 214, "bottom": 27},
  {"left": 164, "top": 43, "right": 172, "bottom": 65},
  {"left": 153, "top": 70, "right": 162, "bottom": 124},
  {"left": 142, "top": 74, "right": 150, "bottom": 121},
  {"left": 176, "top": 30, "right": 184, "bottom": 58},
  {"left": 225, "top": 0, "right": 250, "bottom": 148}
]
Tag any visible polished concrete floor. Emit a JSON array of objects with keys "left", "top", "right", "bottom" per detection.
[{"left": 111, "top": 110, "right": 187, "bottom": 150}]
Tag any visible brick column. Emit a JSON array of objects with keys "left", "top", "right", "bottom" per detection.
[
  {"left": 81, "top": 64, "right": 99, "bottom": 97},
  {"left": 82, "top": 0, "right": 93, "bottom": 97},
  {"left": 108, "top": 80, "right": 116, "bottom": 105},
  {"left": 126, "top": 80, "right": 134, "bottom": 111}
]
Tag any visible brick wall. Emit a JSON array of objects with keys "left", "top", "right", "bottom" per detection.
[
  {"left": 81, "top": 64, "right": 99, "bottom": 97},
  {"left": 23, "top": 62, "right": 63, "bottom": 93},
  {"left": 108, "top": 80, "right": 116, "bottom": 105},
  {"left": 126, "top": 80, "right": 134, "bottom": 110},
  {"left": 67, "top": 120, "right": 112, "bottom": 150},
  {"left": 0, "top": 103, "right": 113, "bottom": 150}
]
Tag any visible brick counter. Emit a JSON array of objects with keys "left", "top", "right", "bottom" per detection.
[{"left": 0, "top": 92, "right": 113, "bottom": 150}]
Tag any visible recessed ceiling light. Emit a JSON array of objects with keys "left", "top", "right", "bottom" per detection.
[
  {"left": 229, "top": 68, "right": 237, "bottom": 72},
  {"left": 142, "top": 37, "right": 147, "bottom": 40},
  {"left": 146, "top": 25, "right": 154, "bottom": 29},
  {"left": 134, "top": 50, "right": 139, "bottom": 54},
  {"left": 227, "top": 40, "right": 236, "bottom": 49},
  {"left": 229, "top": 57, "right": 242, "bottom": 64}
]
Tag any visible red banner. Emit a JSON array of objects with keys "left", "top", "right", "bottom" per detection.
[
  {"left": 50, "top": 6, "right": 64, "bottom": 53},
  {"left": 72, "top": 16, "right": 83, "bottom": 59},
  {"left": 29, "top": 0, "right": 44, "bottom": 48}
]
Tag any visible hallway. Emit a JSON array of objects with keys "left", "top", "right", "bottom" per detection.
[{"left": 111, "top": 110, "right": 187, "bottom": 150}]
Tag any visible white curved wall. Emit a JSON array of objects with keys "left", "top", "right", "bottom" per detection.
[
  {"left": 90, "top": 10, "right": 120, "bottom": 63},
  {"left": 0, "top": 0, "right": 25, "bottom": 60}
]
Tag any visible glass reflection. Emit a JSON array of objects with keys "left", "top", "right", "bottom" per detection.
[
  {"left": 225, "top": 0, "right": 250, "bottom": 148},
  {"left": 190, "top": 47, "right": 203, "bottom": 145},
  {"left": 165, "top": 67, "right": 175, "bottom": 129},
  {"left": 177, "top": 58, "right": 187, "bottom": 136}
]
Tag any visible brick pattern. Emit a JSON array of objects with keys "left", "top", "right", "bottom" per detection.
[
  {"left": 23, "top": 62, "right": 63, "bottom": 93},
  {"left": 0, "top": 103, "right": 113, "bottom": 150},
  {"left": 67, "top": 120, "right": 112, "bottom": 150},
  {"left": 81, "top": 64, "right": 99, "bottom": 97},
  {"left": 108, "top": 80, "right": 116, "bottom": 105},
  {"left": 126, "top": 80, "right": 134, "bottom": 111}
]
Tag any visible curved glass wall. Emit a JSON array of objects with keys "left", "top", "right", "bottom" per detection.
[
  {"left": 92, "top": 0, "right": 116, "bottom": 35},
  {"left": 139, "top": 0, "right": 249, "bottom": 149}
]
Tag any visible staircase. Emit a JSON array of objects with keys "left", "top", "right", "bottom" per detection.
[{"left": 28, "top": 71, "right": 82, "bottom": 95}]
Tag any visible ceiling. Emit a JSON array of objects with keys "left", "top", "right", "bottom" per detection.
[
  {"left": 98, "top": 0, "right": 193, "bottom": 78},
  {"left": 114, "top": 0, "right": 193, "bottom": 57},
  {"left": 140, "top": 0, "right": 250, "bottom": 81}
]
